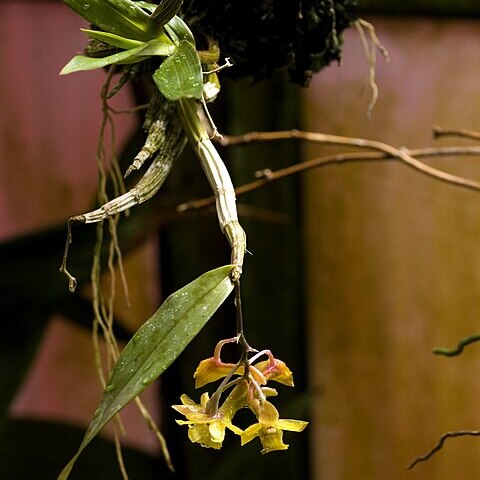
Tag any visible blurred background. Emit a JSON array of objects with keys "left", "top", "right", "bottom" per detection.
[{"left": 2, "top": 1, "right": 480, "bottom": 479}]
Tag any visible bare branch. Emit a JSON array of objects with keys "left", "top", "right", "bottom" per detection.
[
  {"left": 433, "top": 333, "right": 480, "bottom": 357},
  {"left": 408, "top": 431, "right": 480, "bottom": 469},
  {"left": 433, "top": 125, "right": 480, "bottom": 142},
  {"left": 220, "top": 130, "right": 480, "bottom": 189},
  {"left": 178, "top": 145, "right": 480, "bottom": 213}
]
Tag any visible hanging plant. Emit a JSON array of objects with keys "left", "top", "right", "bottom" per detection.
[{"left": 56, "top": 0, "right": 359, "bottom": 477}]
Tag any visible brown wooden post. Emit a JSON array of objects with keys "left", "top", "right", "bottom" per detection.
[{"left": 303, "top": 17, "right": 480, "bottom": 479}]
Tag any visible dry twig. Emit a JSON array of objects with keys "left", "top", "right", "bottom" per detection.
[
  {"left": 433, "top": 333, "right": 480, "bottom": 357},
  {"left": 433, "top": 125, "right": 480, "bottom": 142},
  {"left": 221, "top": 130, "right": 480, "bottom": 190},
  {"left": 178, "top": 131, "right": 480, "bottom": 213},
  {"left": 408, "top": 431, "right": 480, "bottom": 469}
]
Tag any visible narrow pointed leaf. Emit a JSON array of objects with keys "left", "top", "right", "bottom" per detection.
[
  {"left": 164, "top": 15, "right": 196, "bottom": 45},
  {"left": 153, "top": 40, "right": 203, "bottom": 100},
  {"left": 151, "top": 0, "right": 183, "bottom": 26},
  {"left": 81, "top": 29, "right": 144, "bottom": 49},
  {"left": 60, "top": 38, "right": 175, "bottom": 75},
  {"left": 64, "top": 0, "right": 162, "bottom": 41},
  {"left": 134, "top": 1, "right": 157, "bottom": 13},
  {"left": 60, "top": 45, "right": 146, "bottom": 74},
  {"left": 57, "top": 265, "right": 234, "bottom": 480}
]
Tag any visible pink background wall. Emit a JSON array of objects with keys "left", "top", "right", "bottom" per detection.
[{"left": 1, "top": 1, "right": 160, "bottom": 455}]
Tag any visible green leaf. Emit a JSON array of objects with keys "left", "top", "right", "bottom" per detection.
[
  {"left": 60, "top": 46, "right": 145, "bottom": 74},
  {"left": 81, "top": 28, "right": 144, "bottom": 49},
  {"left": 60, "top": 38, "right": 175, "bottom": 74},
  {"left": 164, "top": 15, "right": 196, "bottom": 46},
  {"left": 64, "top": 0, "right": 163, "bottom": 41},
  {"left": 138, "top": 36, "right": 175, "bottom": 57},
  {"left": 134, "top": 1, "right": 157, "bottom": 13},
  {"left": 153, "top": 40, "right": 203, "bottom": 100},
  {"left": 151, "top": 0, "right": 183, "bottom": 26},
  {"left": 57, "top": 265, "right": 234, "bottom": 480}
]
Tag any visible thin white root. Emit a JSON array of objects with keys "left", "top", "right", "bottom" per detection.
[
  {"left": 60, "top": 138, "right": 185, "bottom": 290},
  {"left": 355, "top": 18, "right": 390, "bottom": 118}
]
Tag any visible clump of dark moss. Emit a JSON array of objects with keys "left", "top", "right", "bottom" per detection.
[{"left": 182, "top": 0, "right": 358, "bottom": 86}]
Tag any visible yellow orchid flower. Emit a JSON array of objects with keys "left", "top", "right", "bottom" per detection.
[
  {"left": 193, "top": 340, "right": 295, "bottom": 389},
  {"left": 255, "top": 358, "right": 294, "bottom": 387},
  {"left": 241, "top": 400, "right": 308, "bottom": 454},
  {"left": 173, "top": 389, "right": 244, "bottom": 449},
  {"left": 175, "top": 340, "right": 305, "bottom": 453},
  {"left": 193, "top": 357, "right": 266, "bottom": 388},
  {"left": 193, "top": 357, "right": 237, "bottom": 388}
]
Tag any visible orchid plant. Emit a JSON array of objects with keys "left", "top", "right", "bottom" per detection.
[
  {"left": 53, "top": 1, "right": 480, "bottom": 475},
  {"left": 57, "top": 1, "right": 307, "bottom": 478}
]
